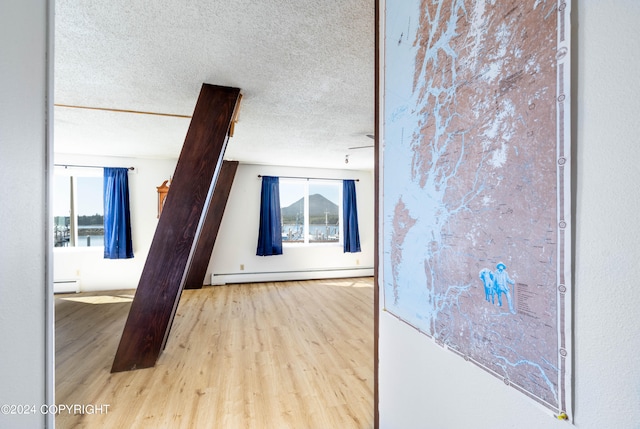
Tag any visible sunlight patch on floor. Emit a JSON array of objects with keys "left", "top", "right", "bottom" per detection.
[
  {"left": 60, "top": 294, "right": 134, "bottom": 305},
  {"left": 325, "top": 278, "right": 374, "bottom": 288}
]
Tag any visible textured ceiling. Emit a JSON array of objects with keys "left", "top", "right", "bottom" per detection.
[{"left": 54, "top": 0, "right": 375, "bottom": 170}]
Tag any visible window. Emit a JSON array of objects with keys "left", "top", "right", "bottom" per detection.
[
  {"left": 53, "top": 170, "right": 104, "bottom": 248},
  {"left": 279, "top": 179, "right": 341, "bottom": 244}
]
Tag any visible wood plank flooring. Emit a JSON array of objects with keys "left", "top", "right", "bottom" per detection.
[{"left": 55, "top": 278, "right": 374, "bottom": 428}]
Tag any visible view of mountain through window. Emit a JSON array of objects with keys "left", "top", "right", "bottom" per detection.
[{"left": 279, "top": 179, "right": 341, "bottom": 244}]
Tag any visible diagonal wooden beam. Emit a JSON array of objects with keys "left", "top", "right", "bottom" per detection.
[
  {"left": 111, "top": 84, "right": 241, "bottom": 372},
  {"left": 184, "top": 160, "right": 239, "bottom": 290}
]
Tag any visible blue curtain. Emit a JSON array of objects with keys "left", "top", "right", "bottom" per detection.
[
  {"left": 256, "top": 176, "right": 283, "bottom": 256},
  {"left": 343, "top": 179, "right": 361, "bottom": 253},
  {"left": 103, "top": 168, "right": 134, "bottom": 259}
]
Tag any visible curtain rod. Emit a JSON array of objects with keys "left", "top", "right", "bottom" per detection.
[
  {"left": 257, "top": 175, "right": 358, "bottom": 182},
  {"left": 55, "top": 163, "right": 135, "bottom": 171}
]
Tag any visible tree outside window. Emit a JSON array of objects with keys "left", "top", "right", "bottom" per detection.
[{"left": 53, "top": 173, "right": 104, "bottom": 247}]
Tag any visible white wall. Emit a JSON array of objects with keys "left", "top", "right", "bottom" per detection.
[
  {"left": 52, "top": 158, "right": 374, "bottom": 290},
  {"left": 378, "top": 2, "right": 640, "bottom": 428},
  {"left": 53, "top": 154, "right": 177, "bottom": 291},
  {"left": 0, "top": 1, "right": 51, "bottom": 427},
  {"left": 207, "top": 163, "right": 375, "bottom": 284}
]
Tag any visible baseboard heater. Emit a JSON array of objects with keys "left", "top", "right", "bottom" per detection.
[
  {"left": 54, "top": 278, "right": 80, "bottom": 294},
  {"left": 211, "top": 267, "right": 374, "bottom": 285}
]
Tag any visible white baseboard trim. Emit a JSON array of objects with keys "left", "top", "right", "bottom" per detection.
[
  {"left": 54, "top": 278, "right": 80, "bottom": 294},
  {"left": 211, "top": 267, "right": 374, "bottom": 285}
]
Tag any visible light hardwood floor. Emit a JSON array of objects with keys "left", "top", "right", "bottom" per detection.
[{"left": 55, "top": 278, "right": 374, "bottom": 428}]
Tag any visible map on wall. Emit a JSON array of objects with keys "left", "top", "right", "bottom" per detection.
[{"left": 382, "top": 0, "right": 572, "bottom": 417}]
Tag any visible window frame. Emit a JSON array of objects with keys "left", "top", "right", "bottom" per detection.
[
  {"left": 279, "top": 178, "right": 343, "bottom": 247},
  {"left": 53, "top": 167, "right": 104, "bottom": 249}
]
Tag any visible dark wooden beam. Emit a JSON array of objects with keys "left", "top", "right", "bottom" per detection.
[
  {"left": 111, "top": 84, "right": 240, "bottom": 372},
  {"left": 184, "top": 160, "right": 239, "bottom": 289}
]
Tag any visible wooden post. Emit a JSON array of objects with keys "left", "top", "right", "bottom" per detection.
[
  {"left": 184, "top": 160, "right": 239, "bottom": 289},
  {"left": 111, "top": 84, "right": 240, "bottom": 372}
]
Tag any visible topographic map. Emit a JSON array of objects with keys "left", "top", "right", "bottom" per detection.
[{"left": 382, "top": 0, "right": 571, "bottom": 415}]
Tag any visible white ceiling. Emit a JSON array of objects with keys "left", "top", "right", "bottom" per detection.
[{"left": 54, "top": 1, "right": 375, "bottom": 170}]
